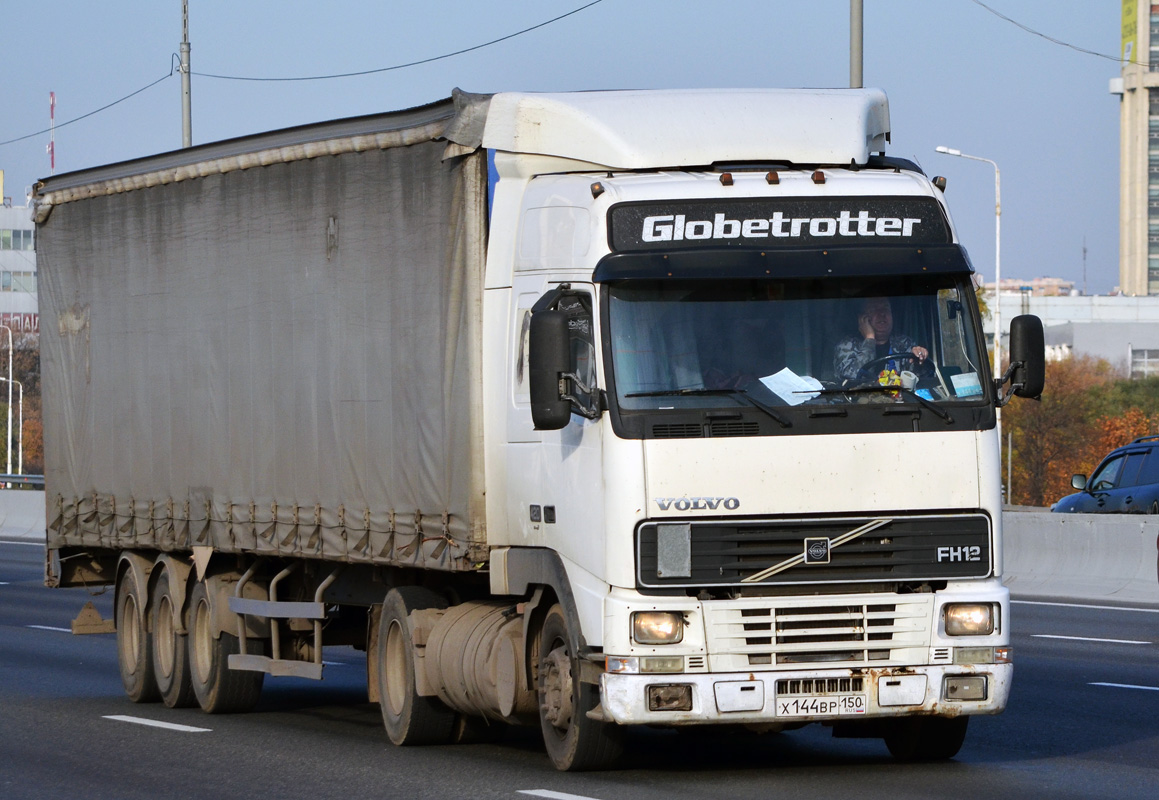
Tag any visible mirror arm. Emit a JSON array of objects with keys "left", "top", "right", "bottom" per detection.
[
  {"left": 560, "top": 373, "right": 601, "bottom": 420},
  {"left": 994, "top": 360, "right": 1025, "bottom": 408}
]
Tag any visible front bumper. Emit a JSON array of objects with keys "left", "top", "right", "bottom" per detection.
[{"left": 600, "top": 662, "right": 1011, "bottom": 726}]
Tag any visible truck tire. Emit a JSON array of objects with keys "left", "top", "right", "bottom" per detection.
[
  {"left": 536, "top": 603, "right": 623, "bottom": 771},
  {"left": 187, "top": 580, "right": 263, "bottom": 713},
  {"left": 377, "top": 586, "right": 456, "bottom": 746},
  {"left": 115, "top": 565, "right": 160, "bottom": 703},
  {"left": 150, "top": 566, "right": 196, "bottom": 708},
  {"left": 884, "top": 716, "right": 969, "bottom": 761}
]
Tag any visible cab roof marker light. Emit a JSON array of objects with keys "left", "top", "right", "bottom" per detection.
[
  {"left": 590, "top": 182, "right": 605, "bottom": 199},
  {"left": 933, "top": 176, "right": 947, "bottom": 192},
  {"left": 811, "top": 170, "right": 826, "bottom": 184},
  {"left": 719, "top": 172, "right": 734, "bottom": 186},
  {"left": 765, "top": 171, "right": 780, "bottom": 185}
]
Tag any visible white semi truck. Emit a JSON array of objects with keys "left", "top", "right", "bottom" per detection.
[{"left": 36, "top": 88, "right": 1044, "bottom": 770}]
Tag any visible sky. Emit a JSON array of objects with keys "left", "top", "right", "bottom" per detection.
[{"left": 0, "top": 1, "right": 1122, "bottom": 293}]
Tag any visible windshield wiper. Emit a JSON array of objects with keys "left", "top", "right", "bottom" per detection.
[
  {"left": 625, "top": 387, "right": 792, "bottom": 428},
  {"left": 815, "top": 385, "right": 954, "bottom": 423}
]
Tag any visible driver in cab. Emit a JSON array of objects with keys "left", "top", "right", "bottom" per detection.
[{"left": 833, "top": 297, "right": 929, "bottom": 384}]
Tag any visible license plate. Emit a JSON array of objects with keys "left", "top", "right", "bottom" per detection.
[{"left": 776, "top": 694, "right": 866, "bottom": 717}]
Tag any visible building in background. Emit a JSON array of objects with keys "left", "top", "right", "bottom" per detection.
[
  {"left": 983, "top": 290, "right": 1159, "bottom": 377},
  {"left": 0, "top": 171, "right": 39, "bottom": 336},
  {"left": 1113, "top": 1, "right": 1159, "bottom": 295}
]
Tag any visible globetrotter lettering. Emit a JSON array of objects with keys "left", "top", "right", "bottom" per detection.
[
  {"left": 654, "top": 497, "right": 741, "bottom": 512},
  {"left": 641, "top": 210, "right": 923, "bottom": 242}
]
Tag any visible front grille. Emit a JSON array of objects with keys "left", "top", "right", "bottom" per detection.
[
  {"left": 777, "top": 677, "right": 864, "bottom": 695},
  {"left": 637, "top": 513, "right": 991, "bottom": 588},
  {"left": 704, "top": 596, "right": 934, "bottom": 671}
]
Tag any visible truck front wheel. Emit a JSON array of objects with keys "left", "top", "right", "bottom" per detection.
[
  {"left": 536, "top": 603, "right": 622, "bottom": 771},
  {"left": 115, "top": 564, "right": 160, "bottom": 703},
  {"left": 884, "top": 715, "right": 969, "bottom": 761},
  {"left": 187, "top": 580, "right": 263, "bottom": 713},
  {"left": 376, "top": 586, "right": 456, "bottom": 745}
]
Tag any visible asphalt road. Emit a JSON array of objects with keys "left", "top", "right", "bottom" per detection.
[{"left": 2, "top": 540, "right": 1156, "bottom": 800}]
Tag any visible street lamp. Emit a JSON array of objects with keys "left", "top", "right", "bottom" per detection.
[
  {"left": 0, "top": 325, "right": 11, "bottom": 479},
  {"left": 0, "top": 377, "right": 22, "bottom": 475},
  {"left": 935, "top": 146, "right": 1004, "bottom": 494}
]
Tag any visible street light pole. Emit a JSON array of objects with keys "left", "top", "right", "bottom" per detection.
[
  {"left": 0, "top": 378, "right": 23, "bottom": 474},
  {"left": 935, "top": 146, "right": 1003, "bottom": 493},
  {"left": 0, "top": 325, "right": 11, "bottom": 478}
]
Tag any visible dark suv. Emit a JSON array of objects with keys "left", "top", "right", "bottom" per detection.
[{"left": 1053, "top": 435, "right": 1159, "bottom": 514}]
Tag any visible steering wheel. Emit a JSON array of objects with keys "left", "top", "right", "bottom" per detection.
[{"left": 858, "top": 352, "right": 926, "bottom": 373}]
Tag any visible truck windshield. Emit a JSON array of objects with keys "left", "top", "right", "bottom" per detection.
[{"left": 606, "top": 275, "right": 988, "bottom": 417}]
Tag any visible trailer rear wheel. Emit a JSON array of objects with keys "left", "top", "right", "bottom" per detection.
[
  {"left": 187, "top": 580, "right": 263, "bottom": 713},
  {"left": 377, "top": 586, "right": 456, "bottom": 745},
  {"left": 115, "top": 565, "right": 160, "bottom": 703},
  {"left": 150, "top": 567, "right": 196, "bottom": 708},
  {"left": 884, "top": 716, "right": 969, "bottom": 761},
  {"left": 536, "top": 604, "right": 622, "bottom": 771}
]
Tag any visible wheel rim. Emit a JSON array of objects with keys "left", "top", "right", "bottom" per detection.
[
  {"left": 384, "top": 619, "right": 407, "bottom": 716},
  {"left": 192, "top": 597, "right": 212, "bottom": 681},
  {"left": 541, "top": 643, "right": 575, "bottom": 734},
  {"left": 122, "top": 592, "right": 141, "bottom": 666},
  {"left": 156, "top": 593, "right": 175, "bottom": 678}
]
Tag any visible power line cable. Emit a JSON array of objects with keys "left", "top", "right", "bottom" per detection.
[
  {"left": 0, "top": 70, "right": 175, "bottom": 148},
  {"left": 193, "top": 0, "right": 603, "bottom": 82},
  {"left": 969, "top": 0, "right": 1147, "bottom": 67}
]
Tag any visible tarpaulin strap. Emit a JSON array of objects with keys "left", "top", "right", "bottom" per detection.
[
  {"left": 305, "top": 504, "right": 322, "bottom": 553},
  {"left": 282, "top": 505, "right": 300, "bottom": 549},
  {"left": 259, "top": 501, "right": 277, "bottom": 542},
  {"left": 397, "top": 510, "right": 420, "bottom": 559},
  {"left": 176, "top": 501, "right": 191, "bottom": 547},
  {"left": 353, "top": 508, "right": 372, "bottom": 555},
  {"left": 426, "top": 512, "right": 457, "bottom": 559},
  {"left": 378, "top": 510, "right": 397, "bottom": 559},
  {"left": 118, "top": 498, "right": 134, "bottom": 533},
  {"left": 195, "top": 501, "right": 211, "bottom": 544}
]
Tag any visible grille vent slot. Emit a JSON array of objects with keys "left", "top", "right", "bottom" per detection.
[
  {"left": 652, "top": 423, "right": 703, "bottom": 439},
  {"left": 710, "top": 421, "right": 760, "bottom": 437}
]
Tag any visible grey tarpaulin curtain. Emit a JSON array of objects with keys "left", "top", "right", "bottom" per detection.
[{"left": 38, "top": 117, "right": 489, "bottom": 571}]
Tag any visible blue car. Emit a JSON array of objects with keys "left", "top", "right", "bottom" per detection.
[{"left": 1053, "top": 435, "right": 1159, "bottom": 514}]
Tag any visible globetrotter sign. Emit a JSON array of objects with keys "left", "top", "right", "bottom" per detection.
[{"left": 608, "top": 196, "right": 951, "bottom": 252}]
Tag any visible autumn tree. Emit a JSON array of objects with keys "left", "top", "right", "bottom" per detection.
[{"left": 1002, "top": 355, "right": 1114, "bottom": 507}]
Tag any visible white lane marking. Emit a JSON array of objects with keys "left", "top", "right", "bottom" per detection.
[
  {"left": 1013, "top": 600, "right": 1159, "bottom": 614},
  {"left": 103, "top": 715, "right": 211, "bottom": 733},
  {"left": 1032, "top": 634, "right": 1151, "bottom": 645},
  {"left": 27, "top": 625, "right": 71, "bottom": 633},
  {"left": 1090, "top": 682, "right": 1159, "bottom": 692},
  {"left": 519, "top": 792, "right": 604, "bottom": 800},
  {"left": 0, "top": 581, "right": 8, "bottom": 585}
]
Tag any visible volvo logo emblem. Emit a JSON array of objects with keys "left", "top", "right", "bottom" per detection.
[
  {"left": 804, "top": 537, "right": 831, "bottom": 564},
  {"left": 654, "top": 497, "right": 740, "bottom": 512}
]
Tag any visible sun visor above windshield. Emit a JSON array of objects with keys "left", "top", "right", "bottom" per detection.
[{"left": 592, "top": 244, "right": 975, "bottom": 282}]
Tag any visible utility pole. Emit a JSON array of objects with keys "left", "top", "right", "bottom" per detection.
[
  {"left": 850, "top": 0, "right": 863, "bottom": 88},
  {"left": 181, "top": 0, "right": 192, "bottom": 147}
]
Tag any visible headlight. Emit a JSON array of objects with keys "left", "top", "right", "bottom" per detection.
[
  {"left": 632, "top": 611, "right": 684, "bottom": 644},
  {"left": 944, "top": 603, "right": 994, "bottom": 636}
]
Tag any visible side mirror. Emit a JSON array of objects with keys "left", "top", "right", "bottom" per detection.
[
  {"left": 1008, "top": 314, "right": 1045, "bottom": 399},
  {"left": 529, "top": 310, "right": 572, "bottom": 430},
  {"left": 1071, "top": 474, "right": 1087, "bottom": 491}
]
